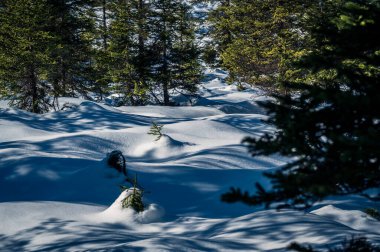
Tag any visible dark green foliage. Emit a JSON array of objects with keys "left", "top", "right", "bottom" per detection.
[
  {"left": 202, "top": 44, "right": 218, "bottom": 67},
  {"left": 207, "top": 0, "right": 232, "bottom": 63},
  {"left": 107, "top": 150, "right": 127, "bottom": 175},
  {"left": 121, "top": 176, "right": 144, "bottom": 213},
  {"left": 288, "top": 236, "right": 380, "bottom": 252},
  {"left": 103, "top": 0, "right": 202, "bottom": 106},
  {"left": 46, "top": 0, "right": 95, "bottom": 103},
  {"left": 105, "top": 0, "right": 150, "bottom": 105},
  {"left": 91, "top": 0, "right": 112, "bottom": 101},
  {"left": 208, "top": 0, "right": 319, "bottom": 88},
  {"left": 288, "top": 242, "right": 315, "bottom": 252},
  {"left": 222, "top": 0, "right": 380, "bottom": 209},
  {"left": 149, "top": 0, "right": 202, "bottom": 105},
  {"left": 364, "top": 208, "right": 380, "bottom": 221},
  {"left": 0, "top": 0, "right": 96, "bottom": 112},
  {"left": 0, "top": 0, "right": 54, "bottom": 113},
  {"left": 148, "top": 122, "right": 164, "bottom": 141},
  {"left": 0, "top": 0, "right": 202, "bottom": 112}
]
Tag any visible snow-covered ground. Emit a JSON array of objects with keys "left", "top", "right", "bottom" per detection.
[{"left": 1, "top": 69, "right": 379, "bottom": 251}]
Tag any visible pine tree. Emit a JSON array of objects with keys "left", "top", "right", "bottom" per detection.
[
  {"left": 121, "top": 175, "right": 144, "bottom": 213},
  {"left": 150, "top": 0, "right": 202, "bottom": 105},
  {"left": 148, "top": 122, "right": 164, "bottom": 141},
  {"left": 222, "top": 0, "right": 380, "bottom": 209},
  {"left": 106, "top": 0, "right": 151, "bottom": 105},
  {"left": 170, "top": 3, "right": 203, "bottom": 99},
  {"left": 0, "top": 0, "right": 54, "bottom": 113},
  {"left": 92, "top": 0, "right": 112, "bottom": 101},
  {"left": 208, "top": 0, "right": 321, "bottom": 89},
  {"left": 46, "top": 0, "right": 96, "bottom": 107},
  {"left": 207, "top": 0, "right": 232, "bottom": 64}
]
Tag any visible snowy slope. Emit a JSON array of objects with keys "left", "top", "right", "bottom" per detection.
[{"left": 1, "top": 69, "right": 379, "bottom": 251}]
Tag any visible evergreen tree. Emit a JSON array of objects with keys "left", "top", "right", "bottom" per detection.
[
  {"left": 222, "top": 0, "right": 380, "bottom": 209},
  {"left": 0, "top": 0, "right": 54, "bottom": 113},
  {"left": 150, "top": 0, "right": 202, "bottom": 105},
  {"left": 106, "top": 0, "right": 150, "bottom": 105},
  {"left": 207, "top": 0, "right": 232, "bottom": 62},
  {"left": 170, "top": 3, "right": 203, "bottom": 99},
  {"left": 46, "top": 0, "right": 96, "bottom": 108},
  {"left": 208, "top": 0, "right": 323, "bottom": 89},
  {"left": 92, "top": 0, "right": 112, "bottom": 100}
]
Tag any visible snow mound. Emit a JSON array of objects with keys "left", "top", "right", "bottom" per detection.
[
  {"left": 133, "top": 134, "right": 192, "bottom": 158},
  {"left": 0, "top": 201, "right": 103, "bottom": 235},
  {"left": 166, "top": 120, "right": 247, "bottom": 141},
  {"left": 116, "top": 105, "right": 224, "bottom": 118},
  {"left": 78, "top": 101, "right": 109, "bottom": 112},
  {"left": 94, "top": 189, "right": 164, "bottom": 224},
  {"left": 311, "top": 205, "right": 380, "bottom": 235},
  {"left": 215, "top": 101, "right": 264, "bottom": 114}
]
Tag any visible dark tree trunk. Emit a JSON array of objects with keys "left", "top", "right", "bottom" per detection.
[
  {"left": 138, "top": 0, "right": 145, "bottom": 86},
  {"left": 29, "top": 65, "right": 38, "bottom": 113},
  {"left": 102, "top": 0, "right": 108, "bottom": 50},
  {"left": 162, "top": 16, "right": 170, "bottom": 106}
]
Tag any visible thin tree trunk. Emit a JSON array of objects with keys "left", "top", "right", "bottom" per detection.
[
  {"left": 30, "top": 65, "right": 38, "bottom": 113},
  {"left": 163, "top": 45, "right": 170, "bottom": 105},
  {"left": 102, "top": 0, "right": 108, "bottom": 50},
  {"left": 162, "top": 14, "right": 170, "bottom": 106},
  {"left": 138, "top": 0, "right": 145, "bottom": 86}
]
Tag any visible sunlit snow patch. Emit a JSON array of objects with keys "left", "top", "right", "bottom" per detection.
[{"left": 91, "top": 189, "right": 164, "bottom": 224}]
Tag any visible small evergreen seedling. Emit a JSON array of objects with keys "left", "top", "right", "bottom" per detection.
[
  {"left": 148, "top": 122, "right": 164, "bottom": 141},
  {"left": 121, "top": 175, "right": 144, "bottom": 213}
]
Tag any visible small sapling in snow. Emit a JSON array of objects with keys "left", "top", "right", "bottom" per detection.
[
  {"left": 121, "top": 175, "right": 144, "bottom": 213},
  {"left": 148, "top": 122, "right": 164, "bottom": 141}
]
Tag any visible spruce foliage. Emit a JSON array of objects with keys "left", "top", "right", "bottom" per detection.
[
  {"left": 150, "top": 0, "right": 202, "bottom": 105},
  {"left": 0, "top": 0, "right": 202, "bottom": 112},
  {"left": 208, "top": 0, "right": 328, "bottom": 89},
  {"left": 222, "top": 0, "right": 380, "bottom": 209},
  {"left": 106, "top": 0, "right": 151, "bottom": 105},
  {"left": 46, "top": 0, "right": 95, "bottom": 98},
  {"left": 121, "top": 176, "right": 144, "bottom": 213},
  {"left": 148, "top": 122, "right": 164, "bottom": 141},
  {"left": 0, "top": 0, "right": 54, "bottom": 113}
]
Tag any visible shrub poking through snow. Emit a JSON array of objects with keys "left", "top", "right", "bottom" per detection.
[
  {"left": 148, "top": 122, "right": 164, "bottom": 141},
  {"left": 121, "top": 176, "right": 144, "bottom": 213},
  {"left": 364, "top": 208, "right": 380, "bottom": 221},
  {"left": 107, "top": 150, "right": 127, "bottom": 175}
]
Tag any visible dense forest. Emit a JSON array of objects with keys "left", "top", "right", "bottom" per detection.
[
  {"left": 2, "top": 1, "right": 376, "bottom": 112},
  {"left": 0, "top": 0, "right": 203, "bottom": 111}
]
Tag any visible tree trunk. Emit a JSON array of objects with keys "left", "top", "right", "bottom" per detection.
[
  {"left": 138, "top": 0, "right": 145, "bottom": 86},
  {"left": 30, "top": 65, "right": 38, "bottom": 113},
  {"left": 162, "top": 14, "right": 170, "bottom": 106},
  {"left": 102, "top": 0, "right": 108, "bottom": 50}
]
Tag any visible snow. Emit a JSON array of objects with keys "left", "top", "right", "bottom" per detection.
[
  {"left": 1, "top": 69, "right": 379, "bottom": 251},
  {"left": 311, "top": 205, "right": 380, "bottom": 235},
  {"left": 92, "top": 189, "right": 165, "bottom": 224}
]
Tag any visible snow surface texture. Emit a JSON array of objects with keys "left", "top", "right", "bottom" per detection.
[{"left": 1, "top": 68, "right": 379, "bottom": 251}]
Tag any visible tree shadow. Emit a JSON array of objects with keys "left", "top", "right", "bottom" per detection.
[{"left": 1, "top": 102, "right": 191, "bottom": 134}]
